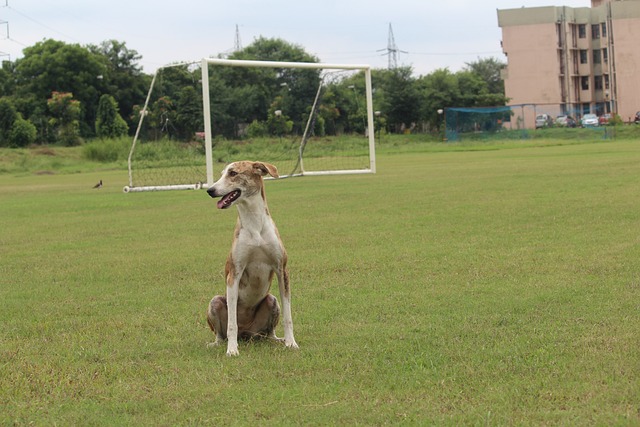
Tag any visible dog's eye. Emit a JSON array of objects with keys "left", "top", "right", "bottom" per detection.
[{"left": 228, "top": 170, "right": 238, "bottom": 177}]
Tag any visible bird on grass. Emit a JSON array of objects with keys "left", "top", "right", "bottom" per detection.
[{"left": 93, "top": 180, "right": 103, "bottom": 189}]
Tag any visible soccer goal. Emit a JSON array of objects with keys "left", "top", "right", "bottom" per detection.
[{"left": 124, "top": 58, "right": 376, "bottom": 193}]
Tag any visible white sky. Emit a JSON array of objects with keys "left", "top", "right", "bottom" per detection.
[{"left": 1, "top": 0, "right": 589, "bottom": 76}]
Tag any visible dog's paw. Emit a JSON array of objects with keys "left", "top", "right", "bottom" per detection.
[
  {"left": 285, "top": 339, "right": 299, "bottom": 349},
  {"left": 226, "top": 345, "right": 240, "bottom": 356},
  {"left": 206, "top": 341, "right": 221, "bottom": 349},
  {"left": 269, "top": 334, "right": 284, "bottom": 343}
]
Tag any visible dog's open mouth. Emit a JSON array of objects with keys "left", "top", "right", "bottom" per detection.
[{"left": 217, "top": 190, "right": 241, "bottom": 209}]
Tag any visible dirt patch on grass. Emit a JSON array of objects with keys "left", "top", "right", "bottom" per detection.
[{"left": 33, "top": 147, "right": 56, "bottom": 156}]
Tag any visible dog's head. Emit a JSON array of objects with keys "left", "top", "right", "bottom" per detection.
[{"left": 207, "top": 161, "right": 279, "bottom": 209}]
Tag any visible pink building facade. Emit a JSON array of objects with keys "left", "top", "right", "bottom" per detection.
[{"left": 498, "top": 0, "right": 640, "bottom": 126}]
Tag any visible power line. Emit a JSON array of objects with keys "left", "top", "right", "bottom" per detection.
[
  {"left": 1, "top": 1, "right": 42, "bottom": 61},
  {"left": 6, "top": 4, "right": 81, "bottom": 43},
  {"left": 409, "top": 50, "right": 503, "bottom": 57},
  {"left": 316, "top": 49, "right": 503, "bottom": 59}
]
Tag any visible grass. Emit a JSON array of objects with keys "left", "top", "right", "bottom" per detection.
[
  {"left": 1, "top": 138, "right": 639, "bottom": 425},
  {"left": 6, "top": 125, "right": 640, "bottom": 176}
]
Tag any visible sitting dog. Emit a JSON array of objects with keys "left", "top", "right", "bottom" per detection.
[{"left": 206, "top": 161, "right": 298, "bottom": 356}]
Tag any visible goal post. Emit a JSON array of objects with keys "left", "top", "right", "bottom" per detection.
[{"left": 124, "top": 58, "right": 376, "bottom": 193}]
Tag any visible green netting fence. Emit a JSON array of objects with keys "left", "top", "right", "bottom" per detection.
[{"left": 444, "top": 104, "right": 614, "bottom": 142}]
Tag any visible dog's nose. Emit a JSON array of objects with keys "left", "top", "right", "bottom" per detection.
[{"left": 207, "top": 188, "right": 217, "bottom": 198}]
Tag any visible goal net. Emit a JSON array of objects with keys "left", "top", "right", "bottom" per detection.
[{"left": 124, "top": 58, "right": 376, "bottom": 193}]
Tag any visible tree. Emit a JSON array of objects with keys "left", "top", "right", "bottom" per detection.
[
  {"left": 318, "top": 83, "right": 346, "bottom": 135},
  {"left": 147, "top": 96, "right": 176, "bottom": 140},
  {"left": 463, "top": 57, "right": 506, "bottom": 97},
  {"left": 95, "top": 94, "right": 128, "bottom": 138},
  {"left": 266, "top": 98, "right": 293, "bottom": 137},
  {"left": 228, "top": 37, "right": 321, "bottom": 134},
  {"left": 416, "top": 68, "right": 461, "bottom": 131},
  {"left": 0, "top": 61, "right": 16, "bottom": 97},
  {"left": 415, "top": 65, "right": 509, "bottom": 132},
  {"left": 88, "top": 40, "right": 148, "bottom": 132},
  {"left": 0, "top": 97, "right": 18, "bottom": 146},
  {"left": 0, "top": 35, "right": 514, "bottom": 144},
  {"left": 456, "top": 71, "right": 492, "bottom": 106},
  {"left": 47, "top": 91, "right": 82, "bottom": 146},
  {"left": 141, "top": 65, "right": 202, "bottom": 139},
  {"left": 175, "top": 86, "right": 203, "bottom": 140},
  {"left": 0, "top": 92, "right": 35, "bottom": 148},
  {"left": 378, "top": 67, "right": 422, "bottom": 133},
  {"left": 14, "top": 39, "right": 107, "bottom": 137}
]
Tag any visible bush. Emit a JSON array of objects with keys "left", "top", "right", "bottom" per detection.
[
  {"left": 47, "top": 92, "right": 82, "bottom": 146},
  {"left": 57, "top": 121, "right": 83, "bottom": 146},
  {"left": 313, "top": 116, "right": 326, "bottom": 137},
  {"left": 95, "top": 95, "right": 129, "bottom": 138},
  {"left": 9, "top": 115, "right": 37, "bottom": 147},
  {"left": 609, "top": 114, "right": 624, "bottom": 127},
  {"left": 247, "top": 120, "right": 268, "bottom": 138},
  {"left": 83, "top": 137, "right": 131, "bottom": 162},
  {"left": 0, "top": 98, "right": 18, "bottom": 146}
]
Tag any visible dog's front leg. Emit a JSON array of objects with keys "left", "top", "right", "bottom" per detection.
[
  {"left": 277, "top": 267, "right": 298, "bottom": 349},
  {"left": 226, "top": 271, "right": 242, "bottom": 356}
]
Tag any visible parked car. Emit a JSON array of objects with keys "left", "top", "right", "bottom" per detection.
[
  {"left": 635, "top": 111, "right": 640, "bottom": 124},
  {"left": 555, "top": 115, "right": 577, "bottom": 128},
  {"left": 535, "top": 114, "right": 552, "bottom": 129},
  {"left": 599, "top": 113, "right": 612, "bottom": 125},
  {"left": 581, "top": 114, "right": 599, "bottom": 127}
]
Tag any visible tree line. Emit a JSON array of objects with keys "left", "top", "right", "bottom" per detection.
[{"left": 0, "top": 37, "right": 507, "bottom": 147}]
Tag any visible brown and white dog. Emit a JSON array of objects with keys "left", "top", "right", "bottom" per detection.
[{"left": 206, "top": 161, "right": 298, "bottom": 356}]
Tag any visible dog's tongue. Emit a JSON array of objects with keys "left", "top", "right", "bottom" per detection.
[{"left": 217, "top": 190, "right": 239, "bottom": 209}]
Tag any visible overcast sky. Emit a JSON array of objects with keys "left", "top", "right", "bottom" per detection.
[{"left": 1, "top": 0, "right": 589, "bottom": 76}]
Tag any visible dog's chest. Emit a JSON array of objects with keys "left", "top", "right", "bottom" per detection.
[
  {"left": 234, "top": 227, "right": 282, "bottom": 300},
  {"left": 234, "top": 225, "right": 282, "bottom": 265}
]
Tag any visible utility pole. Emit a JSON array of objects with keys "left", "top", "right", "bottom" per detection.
[{"left": 377, "top": 23, "right": 407, "bottom": 69}]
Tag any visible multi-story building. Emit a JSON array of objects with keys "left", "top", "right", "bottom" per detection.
[{"left": 497, "top": 0, "right": 640, "bottom": 126}]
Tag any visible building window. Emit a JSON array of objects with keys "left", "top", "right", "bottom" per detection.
[
  {"left": 578, "top": 24, "right": 587, "bottom": 38},
  {"left": 580, "top": 50, "right": 588, "bottom": 64},
  {"left": 601, "top": 22, "right": 607, "bottom": 38},
  {"left": 594, "top": 75, "right": 603, "bottom": 90},
  {"left": 592, "top": 24, "right": 600, "bottom": 39},
  {"left": 602, "top": 48, "right": 608, "bottom": 63},
  {"left": 581, "top": 76, "right": 590, "bottom": 91},
  {"left": 593, "top": 49, "right": 601, "bottom": 64},
  {"left": 604, "top": 74, "right": 610, "bottom": 90}
]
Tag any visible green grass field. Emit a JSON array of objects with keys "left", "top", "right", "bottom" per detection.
[{"left": 1, "top": 139, "right": 639, "bottom": 425}]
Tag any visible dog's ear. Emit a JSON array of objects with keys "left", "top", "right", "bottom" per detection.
[{"left": 253, "top": 162, "right": 279, "bottom": 178}]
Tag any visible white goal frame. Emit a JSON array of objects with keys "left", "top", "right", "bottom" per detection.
[
  {"left": 124, "top": 58, "right": 376, "bottom": 192},
  {"left": 201, "top": 58, "right": 376, "bottom": 186}
]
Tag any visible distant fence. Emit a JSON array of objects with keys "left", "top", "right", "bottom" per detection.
[{"left": 444, "top": 104, "right": 613, "bottom": 142}]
